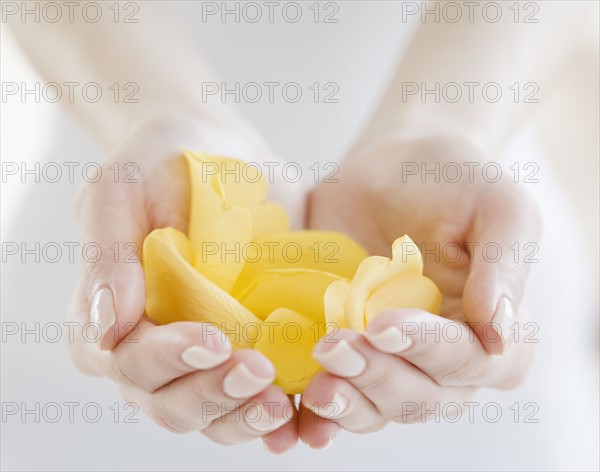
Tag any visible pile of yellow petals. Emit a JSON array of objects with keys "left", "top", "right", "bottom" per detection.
[{"left": 142, "top": 151, "right": 442, "bottom": 394}]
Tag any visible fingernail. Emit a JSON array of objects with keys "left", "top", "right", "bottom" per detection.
[
  {"left": 313, "top": 437, "right": 334, "bottom": 450},
  {"left": 308, "top": 392, "right": 348, "bottom": 419},
  {"left": 247, "top": 404, "right": 287, "bottom": 432},
  {"left": 90, "top": 287, "right": 116, "bottom": 350},
  {"left": 263, "top": 439, "right": 290, "bottom": 456},
  {"left": 313, "top": 339, "right": 366, "bottom": 377},
  {"left": 365, "top": 325, "right": 412, "bottom": 353},
  {"left": 223, "top": 362, "right": 274, "bottom": 399},
  {"left": 491, "top": 297, "right": 514, "bottom": 355},
  {"left": 181, "top": 344, "right": 231, "bottom": 370}
]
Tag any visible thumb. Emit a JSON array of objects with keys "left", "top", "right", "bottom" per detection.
[
  {"left": 462, "top": 185, "right": 541, "bottom": 355},
  {"left": 76, "top": 174, "right": 149, "bottom": 351}
]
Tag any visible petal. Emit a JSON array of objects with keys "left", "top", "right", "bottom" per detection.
[
  {"left": 254, "top": 308, "right": 325, "bottom": 394},
  {"left": 324, "top": 279, "right": 351, "bottom": 333},
  {"left": 208, "top": 154, "right": 290, "bottom": 238},
  {"left": 345, "top": 235, "right": 428, "bottom": 332},
  {"left": 183, "top": 150, "right": 252, "bottom": 293},
  {"left": 365, "top": 275, "right": 442, "bottom": 323},
  {"left": 197, "top": 154, "right": 268, "bottom": 206},
  {"left": 390, "top": 235, "right": 424, "bottom": 275},
  {"left": 192, "top": 207, "right": 254, "bottom": 293},
  {"left": 235, "top": 268, "right": 343, "bottom": 322},
  {"left": 244, "top": 200, "right": 290, "bottom": 240},
  {"left": 183, "top": 150, "right": 289, "bottom": 240},
  {"left": 231, "top": 230, "right": 368, "bottom": 296},
  {"left": 142, "top": 227, "right": 261, "bottom": 349}
]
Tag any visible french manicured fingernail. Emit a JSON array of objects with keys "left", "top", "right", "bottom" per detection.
[
  {"left": 308, "top": 392, "right": 348, "bottom": 419},
  {"left": 247, "top": 404, "right": 287, "bottom": 432},
  {"left": 223, "top": 362, "right": 274, "bottom": 399},
  {"left": 492, "top": 296, "right": 514, "bottom": 355},
  {"left": 313, "top": 339, "right": 366, "bottom": 377},
  {"left": 313, "top": 437, "right": 334, "bottom": 450},
  {"left": 181, "top": 344, "right": 231, "bottom": 370},
  {"left": 263, "top": 439, "right": 290, "bottom": 456},
  {"left": 365, "top": 325, "right": 412, "bottom": 353},
  {"left": 90, "top": 287, "right": 116, "bottom": 350}
]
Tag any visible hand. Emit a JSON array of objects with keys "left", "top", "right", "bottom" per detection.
[
  {"left": 66, "top": 115, "right": 304, "bottom": 452},
  {"left": 299, "top": 134, "right": 540, "bottom": 444}
]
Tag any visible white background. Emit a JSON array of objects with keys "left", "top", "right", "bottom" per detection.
[{"left": 1, "top": 2, "right": 598, "bottom": 470}]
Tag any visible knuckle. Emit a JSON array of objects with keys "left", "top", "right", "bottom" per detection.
[
  {"left": 148, "top": 395, "right": 190, "bottom": 434},
  {"left": 188, "top": 377, "right": 211, "bottom": 404},
  {"left": 387, "top": 390, "right": 439, "bottom": 424},
  {"left": 380, "top": 394, "right": 411, "bottom": 422},
  {"left": 109, "top": 354, "right": 144, "bottom": 388},
  {"left": 358, "top": 367, "right": 390, "bottom": 395},
  {"left": 389, "top": 403, "right": 426, "bottom": 424},
  {"left": 435, "top": 356, "right": 484, "bottom": 386}
]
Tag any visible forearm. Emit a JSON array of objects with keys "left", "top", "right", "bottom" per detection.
[
  {"left": 354, "top": 1, "right": 591, "bottom": 154},
  {"left": 7, "top": 4, "right": 258, "bottom": 150}
]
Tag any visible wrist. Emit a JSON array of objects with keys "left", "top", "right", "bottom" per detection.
[
  {"left": 347, "top": 121, "right": 496, "bottom": 166},
  {"left": 350, "top": 105, "right": 505, "bottom": 160},
  {"left": 116, "top": 111, "right": 270, "bottom": 158},
  {"left": 117, "top": 113, "right": 308, "bottom": 230}
]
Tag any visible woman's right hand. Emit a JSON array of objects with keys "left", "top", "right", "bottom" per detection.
[{"left": 66, "top": 115, "right": 303, "bottom": 453}]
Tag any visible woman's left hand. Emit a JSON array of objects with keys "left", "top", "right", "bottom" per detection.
[{"left": 297, "top": 134, "right": 540, "bottom": 447}]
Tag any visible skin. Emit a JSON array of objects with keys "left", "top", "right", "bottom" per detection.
[
  {"left": 9, "top": 0, "right": 588, "bottom": 455},
  {"left": 301, "top": 134, "right": 540, "bottom": 445},
  {"left": 65, "top": 116, "right": 304, "bottom": 453},
  {"left": 65, "top": 123, "right": 541, "bottom": 452}
]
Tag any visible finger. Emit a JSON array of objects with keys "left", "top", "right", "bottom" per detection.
[
  {"left": 95, "top": 319, "right": 232, "bottom": 391},
  {"left": 302, "top": 372, "right": 388, "bottom": 434},
  {"left": 202, "top": 386, "right": 296, "bottom": 447},
  {"left": 123, "top": 349, "right": 275, "bottom": 433},
  {"left": 298, "top": 403, "right": 340, "bottom": 449},
  {"left": 463, "top": 183, "right": 541, "bottom": 355},
  {"left": 67, "top": 287, "right": 233, "bottom": 388},
  {"left": 75, "top": 168, "right": 149, "bottom": 350},
  {"left": 313, "top": 330, "right": 474, "bottom": 423},
  {"left": 365, "top": 309, "right": 500, "bottom": 386},
  {"left": 262, "top": 397, "right": 300, "bottom": 455},
  {"left": 66, "top": 290, "right": 99, "bottom": 376}
]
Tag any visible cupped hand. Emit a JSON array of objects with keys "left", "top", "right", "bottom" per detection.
[
  {"left": 66, "top": 115, "right": 304, "bottom": 453},
  {"left": 299, "top": 134, "right": 540, "bottom": 446}
]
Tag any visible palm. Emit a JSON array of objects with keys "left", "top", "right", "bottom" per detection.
[
  {"left": 70, "top": 117, "right": 308, "bottom": 452},
  {"left": 308, "top": 135, "right": 521, "bottom": 323},
  {"left": 297, "top": 136, "right": 539, "bottom": 446}
]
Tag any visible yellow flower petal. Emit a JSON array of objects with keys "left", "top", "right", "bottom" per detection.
[
  {"left": 235, "top": 268, "right": 343, "bottom": 322},
  {"left": 183, "top": 150, "right": 289, "bottom": 239},
  {"left": 324, "top": 279, "right": 351, "bottom": 333},
  {"left": 142, "top": 227, "right": 261, "bottom": 349},
  {"left": 231, "top": 230, "right": 368, "bottom": 296},
  {"left": 243, "top": 200, "right": 290, "bottom": 240},
  {"left": 345, "top": 235, "right": 427, "bottom": 332},
  {"left": 254, "top": 308, "right": 325, "bottom": 394},
  {"left": 192, "top": 206, "right": 254, "bottom": 293},
  {"left": 196, "top": 154, "right": 269, "bottom": 206},
  {"left": 204, "top": 153, "right": 290, "bottom": 238},
  {"left": 144, "top": 148, "right": 442, "bottom": 396},
  {"left": 365, "top": 275, "right": 442, "bottom": 323},
  {"left": 183, "top": 150, "right": 252, "bottom": 293}
]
